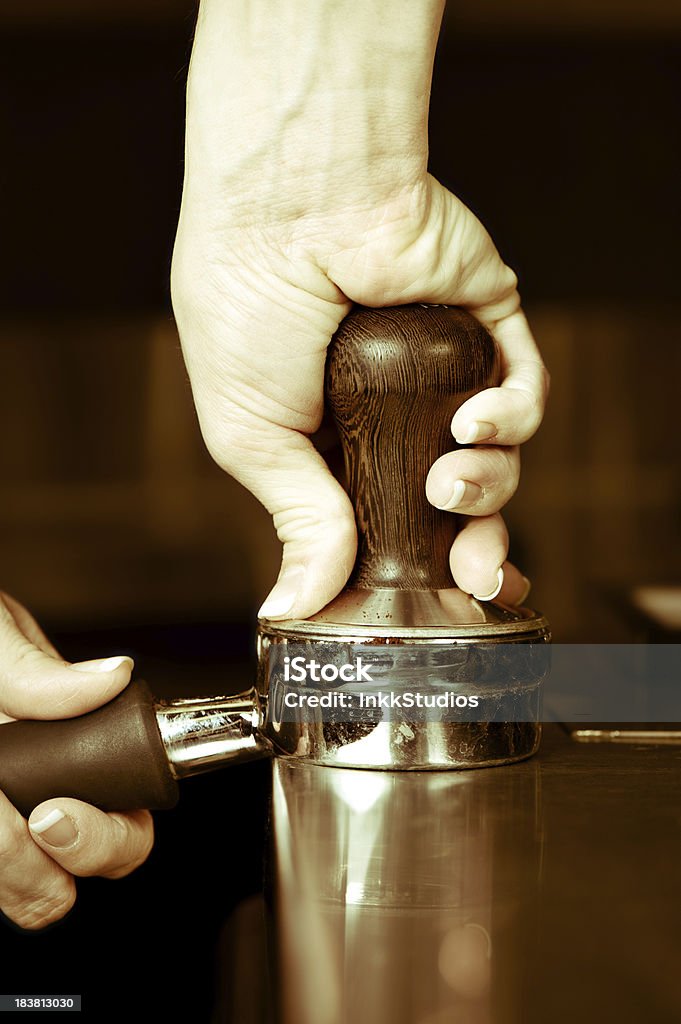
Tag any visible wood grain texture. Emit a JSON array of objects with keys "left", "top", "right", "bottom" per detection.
[{"left": 325, "top": 305, "right": 499, "bottom": 590}]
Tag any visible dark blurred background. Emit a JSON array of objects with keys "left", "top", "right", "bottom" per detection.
[
  {"left": 1, "top": 1, "right": 679, "bottom": 643},
  {"left": 0, "top": 0, "right": 679, "bottom": 1018}
]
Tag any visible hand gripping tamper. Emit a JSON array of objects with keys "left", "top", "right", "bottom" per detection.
[
  {"left": 0, "top": 306, "right": 549, "bottom": 816},
  {"left": 257, "top": 304, "right": 549, "bottom": 769}
]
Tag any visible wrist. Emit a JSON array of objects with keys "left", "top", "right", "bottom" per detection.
[{"left": 183, "top": 0, "right": 443, "bottom": 218}]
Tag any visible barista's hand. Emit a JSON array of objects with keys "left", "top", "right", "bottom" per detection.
[
  {"left": 0, "top": 593, "right": 153, "bottom": 930},
  {"left": 172, "top": 0, "right": 549, "bottom": 618}
]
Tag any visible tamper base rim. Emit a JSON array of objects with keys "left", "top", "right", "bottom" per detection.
[{"left": 259, "top": 586, "right": 550, "bottom": 642}]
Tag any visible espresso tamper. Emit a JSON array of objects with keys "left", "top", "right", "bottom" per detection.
[
  {"left": 257, "top": 304, "right": 549, "bottom": 769},
  {"left": 0, "top": 305, "right": 549, "bottom": 815}
]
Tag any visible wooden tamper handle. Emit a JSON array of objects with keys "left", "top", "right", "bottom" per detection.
[{"left": 325, "top": 305, "right": 499, "bottom": 591}]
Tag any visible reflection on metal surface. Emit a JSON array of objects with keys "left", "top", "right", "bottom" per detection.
[
  {"left": 257, "top": 584, "right": 550, "bottom": 771},
  {"left": 571, "top": 727, "right": 681, "bottom": 744},
  {"left": 271, "top": 759, "right": 542, "bottom": 1024},
  {"left": 216, "top": 727, "right": 681, "bottom": 1024},
  {"left": 258, "top": 629, "right": 547, "bottom": 770},
  {"left": 156, "top": 688, "right": 271, "bottom": 776}
]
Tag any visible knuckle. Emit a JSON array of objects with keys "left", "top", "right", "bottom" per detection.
[
  {"left": 0, "top": 629, "right": 51, "bottom": 689},
  {"left": 100, "top": 814, "right": 154, "bottom": 880},
  {"left": 8, "top": 880, "right": 75, "bottom": 931},
  {"left": 501, "top": 263, "right": 519, "bottom": 296},
  {"left": 459, "top": 447, "right": 517, "bottom": 494},
  {"left": 523, "top": 388, "right": 545, "bottom": 429},
  {"left": 0, "top": 818, "right": 30, "bottom": 864},
  {"left": 498, "top": 450, "right": 521, "bottom": 494},
  {"left": 200, "top": 425, "right": 232, "bottom": 470},
  {"left": 170, "top": 247, "right": 210, "bottom": 320},
  {"left": 6, "top": 640, "right": 38, "bottom": 673},
  {"left": 486, "top": 444, "right": 517, "bottom": 476},
  {"left": 103, "top": 855, "right": 147, "bottom": 881},
  {"left": 128, "top": 820, "right": 155, "bottom": 871},
  {"left": 531, "top": 366, "right": 551, "bottom": 412}
]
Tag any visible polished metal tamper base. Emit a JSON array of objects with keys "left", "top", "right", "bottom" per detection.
[{"left": 257, "top": 587, "right": 550, "bottom": 771}]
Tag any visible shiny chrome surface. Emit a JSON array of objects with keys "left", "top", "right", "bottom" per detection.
[
  {"left": 257, "top": 621, "right": 548, "bottom": 770},
  {"left": 271, "top": 758, "right": 542, "bottom": 1024},
  {"left": 571, "top": 727, "right": 681, "bottom": 744},
  {"left": 156, "top": 687, "right": 272, "bottom": 777},
  {"left": 157, "top": 588, "right": 550, "bottom": 777},
  {"left": 262, "top": 586, "right": 549, "bottom": 640},
  {"left": 263, "top": 711, "right": 541, "bottom": 771},
  {"left": 256, "top": 587, "right": 549, "bottom": 770},
  {"left": 218, "top": 725, "right": 681, "bottom": 1024}
]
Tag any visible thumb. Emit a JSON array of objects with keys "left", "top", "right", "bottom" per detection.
[
  {"left": 240, "top": 427, "right": 357, "bottom": 621},
  {"left": 28, "top": 799, "right": 153, "bottom": 880},
  {"left": 0, "top": 601, "right": 133, "bottom": 721}
]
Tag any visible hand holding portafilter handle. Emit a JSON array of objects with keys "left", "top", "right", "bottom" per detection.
[{"left": 0, "top": 680, "right": 271, "bottom": 817}]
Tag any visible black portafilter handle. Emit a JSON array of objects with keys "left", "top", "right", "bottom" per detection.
[
  {"left": 0, "top": 681, "right": 179, "bottom": 818},
  {"left": 0, "top": 678, "right": 269, "bottom": 816}
]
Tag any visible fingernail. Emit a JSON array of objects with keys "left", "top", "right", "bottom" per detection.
[
  {"left": 473, "top": 567, "right": 504, "bottom": 602},
  {"left": 432, "top": 479, "right": 482, "bottom": 511},
  {"left": 71, "top": 655, "right": 134, "bottom": 674},
  {"left": 258, "top": 568, "right": 304, "bottom": 620},
  {"left": 29, "top": 809, "right": 79, "bottom": 849},
  {"left": 515, "top": 576, "right": 532, "bottom": 607},
  {"left": 455, "top": 421, "right": 497, "bottom": 445}
]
